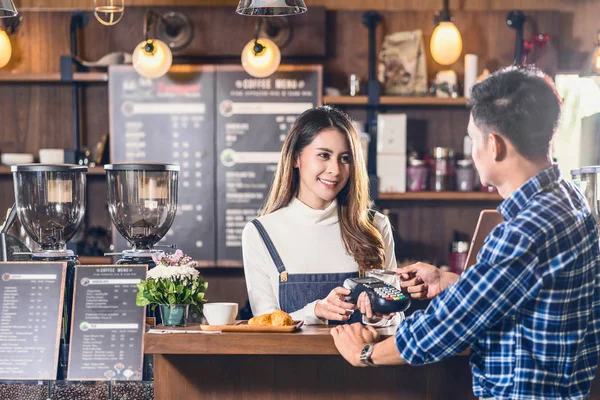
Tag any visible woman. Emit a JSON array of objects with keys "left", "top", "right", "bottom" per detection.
[{"left": 242, "top": 106, "right": 401, "bottom": 326}]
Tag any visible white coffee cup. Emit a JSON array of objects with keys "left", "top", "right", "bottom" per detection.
[
  {"left": 39, "top": 149, "right": 65, "bottom": 164},
  {"left": 203, "top": 302, "right": 238, "bottom": 325}
]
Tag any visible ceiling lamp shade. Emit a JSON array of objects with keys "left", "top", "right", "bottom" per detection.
[
  {"left": 132, "top": 39, "right": 173, "bottom": 79},
  {"left": 0, "top": 0, "right": 17, "bottom": 18},
  {"left": 241, "top": 37, "right": 281, "bottom": 78},
  {"left": 430, "top": 21, "right": 463, "bottom": 65},
  {"left": 0, "top": 30, "right": 10, "bottom": 68},
  {"left": 236, "top": 0, "right": 307, "bottom": 17}
]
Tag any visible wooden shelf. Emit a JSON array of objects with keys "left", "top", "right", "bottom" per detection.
[
  {"left": 88, "top": 167, "right": 106, "bottom": 175},
  {"left": 323, "top": 95, "right": 469, "bottom": 106},
  {"left": 0, "top": 166, "right": 106, "bottom": 175},
  {"left": 378, "top": 191, "right": 502, "bottom": 201},
  {"left": 0, "top": 72, "right": 108, "bottom": 83},
  {"left": 196, "top": 260, "right": 243, "bottom": 268},
  {"left": 78, "top": 256, "right": 112, "bottom": 265}
]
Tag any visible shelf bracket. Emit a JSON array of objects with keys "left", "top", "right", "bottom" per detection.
[
  {"left": 362, "top": 10, "right": 381, "bottom": 200},
  {"left": 59, "top": 11, "right": 89, "bottom": 164}
]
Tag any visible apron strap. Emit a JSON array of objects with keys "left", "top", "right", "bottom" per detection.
[
  {"left": 368, "top": 209, "right": 376, "bottom": 223},
  {"left": 250, "top": 219, "right": 288, "bottom": 281}
]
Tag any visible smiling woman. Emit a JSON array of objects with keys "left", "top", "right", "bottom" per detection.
[{"left": 241, "top": 106, "right": 402, "bottom": 328}]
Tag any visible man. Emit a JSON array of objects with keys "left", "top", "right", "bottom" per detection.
[{"left": 331, "top": 66, "right": 600, "bottom": 400}]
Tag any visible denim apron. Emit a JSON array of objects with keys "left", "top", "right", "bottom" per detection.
[{"left": 251, "top": 219, "right": 362, "bottom": 324}]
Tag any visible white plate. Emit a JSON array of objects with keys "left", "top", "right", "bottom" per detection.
[{"left": 1, "top": 153, "right": 34, "bottom": 165}]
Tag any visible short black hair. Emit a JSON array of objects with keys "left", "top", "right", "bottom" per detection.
[{"left": 469, "top": 66, "right": 562, "bottom": 161}]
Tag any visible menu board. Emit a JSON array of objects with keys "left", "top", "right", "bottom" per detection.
[
  {"left": 110, "top": 65, "right": 322, "bottom": 265},
  {"left": 0, "top": 262, "right": 66, "bottom": 380},
  {"left": 67, "top": 265, "right": 146, "bottom": 381},
  {"left": 109, "top": 65, "right": 216, "bottom": 262},
  {"left": 215, "top": 65, "right": 322, "bottom": 262}
]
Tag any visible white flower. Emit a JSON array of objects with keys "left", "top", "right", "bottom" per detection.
[{"left": 146, "top": 264, "right": 200, "bottom": 282}]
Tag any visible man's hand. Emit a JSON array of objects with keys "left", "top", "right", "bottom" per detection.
[
  {"left": 330, "top": 323, "right": 380, "bottom": 367},
  {"left": 396, "top": 262, "right": 459, "bottom": 300}
]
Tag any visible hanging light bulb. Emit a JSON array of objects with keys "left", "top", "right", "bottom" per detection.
[
  {"left": 131, "top": 11, "right": 176, "bottom": 79},
  {"left": 241, "top": 37, "right": 281, "bottom": 78},
  {"left": 430, "top": 22, "right": 462, "bottom": 65},
  {"left": 430, "top": 0, "right": 463, "bottom": 66},
  {"left": 0, "top": 29, "right": 11, "bottom": 68},
  {"left": 132, "top": 39, "right": 172, "bottom": 79},
  {"left": 236, "top": 0, "right": 307, "bottom": 17},
  {"left": 0, "top": 0, "right": 17, "bottom": 18}
]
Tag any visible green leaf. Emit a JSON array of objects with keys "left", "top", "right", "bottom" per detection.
[
  {"left": 176, "top": 284, "right": 184, "bottom": 295},
  {"left": 182, "top": 288, "right": 191, "bottom": 302},
  {"left": 136, "top": 292, "right": 150, "bottom": 307}
]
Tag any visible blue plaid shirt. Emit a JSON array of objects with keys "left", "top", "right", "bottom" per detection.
[{"left": 395, "top": 164, "right": 600, "bottom": 399}]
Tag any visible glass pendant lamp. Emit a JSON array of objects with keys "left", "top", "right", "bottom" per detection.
[
  {"left": 236, "top": 0, "right": 307, "bottom": 17},
  {"left": 0, "top": 0, "right": 17, "bottom": 18}
]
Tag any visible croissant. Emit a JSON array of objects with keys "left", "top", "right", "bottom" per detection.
[
  {"left": 270, "top": 310, "right": 294, "bottom": 326},
  {"left": 248, "top": 313, "right": 272, "bottom": 326},
  {"left": 248, "top": 310, "right": 294, "bottom": 326}
]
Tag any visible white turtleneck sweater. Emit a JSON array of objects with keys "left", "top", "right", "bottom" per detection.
[{"left": 242, "top": 197, "right": 401, "bottom": 325}]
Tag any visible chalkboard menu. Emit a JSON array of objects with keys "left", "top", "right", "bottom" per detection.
[
  {"left": 109, "top": 65, "right": 216, "bottom": 262},
  {"left": 215, "top": 65, "right": 321, "bottom": 263},
  {"left": 109, "top": 65, "right": 322, "bottom": 265},
  {"left": 67, "top": 265, "right": 146, "bottom": 381},
  {"left": 0, "top": 262, "right": 66, "bottom": 380}
]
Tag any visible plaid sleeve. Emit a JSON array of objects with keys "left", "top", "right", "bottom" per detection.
[{"left": 395, "top": 225, "right": 544, "bottom": 365}]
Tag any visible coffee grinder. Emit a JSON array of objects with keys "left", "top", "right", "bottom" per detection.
[
  {"left": 104, "top": 163, "right": 179, "bottom": 269},
  {"left": 11, "top": 164, "right": 88, "bottom": 379}
]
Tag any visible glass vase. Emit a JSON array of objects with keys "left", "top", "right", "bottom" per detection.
[{"left": 159, "top": 304, "right": 190, "bottom": 327}]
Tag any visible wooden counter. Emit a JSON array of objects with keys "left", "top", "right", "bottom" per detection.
[{"left": 145, "top": 324, "right": 476, "bottom": 400}]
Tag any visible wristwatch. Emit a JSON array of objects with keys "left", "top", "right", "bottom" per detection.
[{"left": 359, "top": 343, "right": 376, "bottom": 367}]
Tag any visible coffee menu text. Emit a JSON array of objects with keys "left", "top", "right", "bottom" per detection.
[
  {"left": 67, "top": 265, "right": 146, "bottom": 381},
  {"left": 0, "top": 262, "right": 66, "bottom": 380}
]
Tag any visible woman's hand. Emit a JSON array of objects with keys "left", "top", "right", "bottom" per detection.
[
  {"left": 357, "top": 292, "right": 395, "bottom": 323},
  {"left": 314, "top": 287, "right": 356, "bottom": 321}
]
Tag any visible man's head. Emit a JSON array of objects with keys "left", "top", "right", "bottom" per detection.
[{"left": 467, "top": 66, "right": 562, "bottom": 187}]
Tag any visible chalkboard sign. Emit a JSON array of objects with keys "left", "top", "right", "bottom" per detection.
[
  {"left": 0, "top": 262, "right": 66, "bottom": 380},
  {"left": 67, "top": 265, "right": 146, "bottom": 381},
  {"left": 215, "top": 65, "right": 322, "bottom": 263},
  {"left": 109, "top": 65, "right": 322, "bottom": 266},
  {"left": 109, "top": 65, "right": 216, "bottom": 263}
]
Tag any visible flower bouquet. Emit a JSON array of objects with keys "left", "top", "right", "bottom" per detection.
[{"left": 135, "top": 249, "right": 208, "bottom": 327}]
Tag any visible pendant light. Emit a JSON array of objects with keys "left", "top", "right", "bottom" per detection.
[
  {"left": 132, "top": 10, "right": 173, "bottom": 79},
  {"left": 236, "top": 0, "right": 307, "bottom": 17},
  {"left": 0, "top": 30, "right": 10, "bottom": 68},
  {"left": 430, "top": 0, "right": 463, "bottom": 66},
  {"left": 0, "top": 15, "right": 22, "bottom": 69},
  {"left": 241, "top": 19, "right": 282, "bottom": 78},
  {"left": 0, "top": 0, "right": 17, "bottom": 18}
]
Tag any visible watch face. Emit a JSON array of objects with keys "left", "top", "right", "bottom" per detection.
[
  {"left": 360, "top": 343, "right": 375, "bottom": 366},
  {"left": 361, "top": 343, "right": 373, "bottom": 358}
]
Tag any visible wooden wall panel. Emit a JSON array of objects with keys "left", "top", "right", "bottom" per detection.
[
  {"left": 0, "top": 83, "right": 75, "bottom": 152},
  {"left": 382, "top": 201, "right": 501, "bottom": 266},
  {"left": 15, "top": 0, "right": 595, "bottom": 12},
  {"left": 3, "top": 8, "right": 326, "bottom": 73},
  {"left": 79, "top": 7, "right": 326, "bottom": 60},
  {"left": 324, "top": 10, "right": 563, "bottom": 90},
  {"left": 0, "top": 7, "right": 575, "bottom": 79}
]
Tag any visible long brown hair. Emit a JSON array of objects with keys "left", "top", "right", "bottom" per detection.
[{"left": 262, "top": 106, "right": 385, "bottom": 271}]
